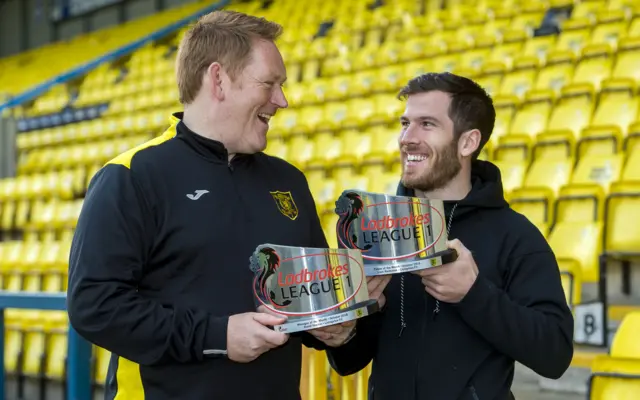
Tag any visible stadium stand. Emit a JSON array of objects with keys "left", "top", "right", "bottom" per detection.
[{"left": 1, "top": 0, "right": 640, "bottom": 398}]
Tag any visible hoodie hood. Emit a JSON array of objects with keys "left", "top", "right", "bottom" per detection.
[{"left": 395, "top": 159, "right": 509, "bottom": 220}]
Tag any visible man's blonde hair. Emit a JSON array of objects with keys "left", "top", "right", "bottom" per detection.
[{"left": 176, "top": 10, "right": 283, "bottom": 104}]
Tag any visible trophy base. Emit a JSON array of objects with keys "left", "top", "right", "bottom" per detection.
[
  {"left": 273, "top": 299, "right": 379, "bottom": 333},
  {"left": 364, "top": 248, "right": 459, "bottom": 276}
]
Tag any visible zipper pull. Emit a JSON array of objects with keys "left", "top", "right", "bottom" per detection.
[
  {"left": 432, "top": 300, "right": 440, "bottom": 320},
  {"left": 398, "top": 324, "right": 405, "bottom": 337}
]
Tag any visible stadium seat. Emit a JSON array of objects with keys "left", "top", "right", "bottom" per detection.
[
  {"left": 579, "top": 82, "right": 638, "bottom": 157},
  {"left": 603, "top": 181, "right": 640, "bottom": 254},
  {"left": 570, "top": 44, "right": 614, "bottom": 92},
  {"left": 508, "top": 187, "right": 553, "bottom": 236},
  {"left": 506, "top": 90, "right": 554, "bottom": 141},
  {"left": 588, "top": 312, "right": 640, "bottom": 399},
  {"left": 523, "top": 156, "right": 573, "bottom": 195},
  {"left": 570, "top": 153, "right": 623, "bottom": 192},
  {"left": 610, "top": 38, "right": 640, "bottom": 84},
  {"left": 493, "top": 160, "right": 526, "bottom": 195},
  {"left": 544, "top": 85, "right": 595, "bottom": 143}
]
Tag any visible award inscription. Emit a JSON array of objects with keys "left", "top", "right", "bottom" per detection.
[
  {"left": 335, "top": 190, "right": 457, "bottom": 276},
  {"left": 249, "top": 244, "right": 379, "bottom": 333}
]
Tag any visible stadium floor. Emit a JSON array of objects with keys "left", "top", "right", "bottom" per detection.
[{"left": 513, "top": 385, "right": 583, "bottom": 400}]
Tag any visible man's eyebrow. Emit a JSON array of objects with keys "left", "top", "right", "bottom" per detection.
[{"left": 400, "top": 115, "right": 442, "bottom": 125}]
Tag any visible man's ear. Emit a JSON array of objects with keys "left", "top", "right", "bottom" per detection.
[
  {"left": 458, "top": 129, "right": 481, "bottom": 158},
  {"left": 206, "top": 62, "right": 225, "bottom": 101}
]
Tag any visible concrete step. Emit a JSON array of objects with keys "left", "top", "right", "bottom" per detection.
[{"left": 513, "top": 346, "right": 608, "bottom": 396}]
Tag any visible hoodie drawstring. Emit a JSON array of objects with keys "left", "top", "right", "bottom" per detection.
[{"left": 399, "top": 202, "right": 458, "bottom": 337}]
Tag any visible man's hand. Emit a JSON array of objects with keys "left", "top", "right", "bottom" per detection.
[
  {"left": 412, "top": 239, "right": 478, "bottom": 303},
  {"left": 368, "top": 275, "right": 392, "bottom": 308},
  {"left": 308, "top": 321, "right": 356, "bottom": 347},
  {"left": 226, "top": 312, "right": 289, "bottom": 363}
]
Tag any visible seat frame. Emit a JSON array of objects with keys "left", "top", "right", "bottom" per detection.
[{"left": 587, "top": 370, "right": 640, "bottom": 399}]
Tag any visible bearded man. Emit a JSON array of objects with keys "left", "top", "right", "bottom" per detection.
[{"left": 324, "top": 72, "right": 575, "bottom": 400}]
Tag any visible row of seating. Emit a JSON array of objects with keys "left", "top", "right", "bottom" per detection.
[
  {"left": 0, "top": 0, "right": 241, "bottom": 104},
  {"left": 0, "top": 199, "right": 83, "bottom": 236},
  {"left": 2, "top": 309, "right": 110, "bottom": 386},
  {"left": 16, "top": 134, "right": 151, "bottom": 174}
]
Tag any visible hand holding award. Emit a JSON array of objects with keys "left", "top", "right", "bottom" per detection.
[{"left": 411, "top": 238, "right": 479, "bottom": 303}]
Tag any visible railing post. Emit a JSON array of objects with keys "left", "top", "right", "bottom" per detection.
[
  {"left": 0, "top": 292, "right": 93, "bottom": 400},
  {"left": 66, "top": 325, "right": 92, "bottom": 400}
]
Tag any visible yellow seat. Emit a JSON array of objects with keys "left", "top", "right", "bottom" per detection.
[
  {"left": 306, "top": 133, "right": 342, "bottom": 171},
  {"left": 493, "top": 134, "right": 531, "bottom": 163},
  {"left": 43, "top": 311, "right": 68, "bottom": 380},
  {"left": 287, "top": 135, "right": 315, "bottom": 170},
  {"left": 557, "top": 259, "right": 582, "bottom": 306},
  {"left": 337, "top": 130, "right": 372, "bottom": 169},
  {"left": 493, "top": 160, "right": 527, "bottom": 195},
  {"left": 95, "top": 347, "right": 112, "bottom": 386},
  {"left": 588, "top": 313, "right": 640, "bottom": 399},
  {"left": 4, "top": 310, "right": 23, "bottom": 375},
  {"left": 579, "top": 85, "right": 638, "bottom": 157},
  {"left": 589, "top": 12, "right": 627, "bottom": 49},
  {"left": 603, "top": 181, "right": 640, "bottom": 254},
  {"left": 363, "top": 126, "right": 400, "bottom": 167},
  {"left": 621, "top": 147, "right": 640, "bottom": 181},
  {"left": 523, "top": 157, "right": 573, "bottom": 196},
  {"left": 496, "top": 60, "right": 537, "bottom": 99},
  {"left": 508, "top": 187, "right": 554, "bottom": 236},
  {"left": 570, "top": 154, "right": 623, "bottom": 192},
  {"left": 473, "top": 72, "right": 503, "bottom": 97},
  {"left": 533, "top": 52, "right": 575, "bottom": 93},
  {"left": 507, "top": 90, "right": 554, "bottom": 140},
  {"left": 521, "top": 35, "right": 558, "bottom": 62},
  {"left": 549, "top": 221, "right": 603, "bottom": 284},
  {"left": 372, "top": 94, "right": 404, "bottom": 125},
  {"left": 491, "top": 103, "right": 516, "bottom": 145},
  {"left": 554, "top": 20, "right": 592, "bottom": 55},
  {"left": 570, "top": 44, "right": 614, "bottom": 92},
  {"left": 264, "top": 138, "right": 289, "bottom": 162},
  {"left": 21, "top": 311, "right": 47, "bottom": 377},
  {"left": 544, "top": 87, "right": 595, "bottom": 143},
  {"left": 297, "top": 106, "right": 327, "bottom": 134},
  {"left": 610, "top": 38, "right": 640, "bottom": 85}
]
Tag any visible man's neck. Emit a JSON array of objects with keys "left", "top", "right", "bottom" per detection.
[
  {"left": 182, "top": 106, "right": 235, "bottom": 161},
  {"left": 415, "top": 174, "right": 472, "bottom": 201}
]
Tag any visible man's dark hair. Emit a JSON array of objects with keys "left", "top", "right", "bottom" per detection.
[{"left": 397, "top": 72, "right": 496, "bottom": 160}]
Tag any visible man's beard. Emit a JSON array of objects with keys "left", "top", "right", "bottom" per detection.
[{"left": 401, "top": 139, "right": 461, "bottom": 192}]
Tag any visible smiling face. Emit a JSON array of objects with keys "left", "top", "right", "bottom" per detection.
[
  {"left": 216, "top": 38, "right": 288, "bottom": 154},
  {"left": 398, "top": 90, "right": 462, "bottom": 192}
]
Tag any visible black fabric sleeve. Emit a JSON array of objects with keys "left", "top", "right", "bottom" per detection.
[
  {"left": 67, "top": 164, "right": 228, "bottom": 366},
  {"left": 325, "top": 309, "right": 383, "bottom": 376},
  {"left": 454, "top": 233, "right": 574, "bottom": 379}
]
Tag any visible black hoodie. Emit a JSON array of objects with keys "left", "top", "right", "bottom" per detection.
[{"left": 326, "top": 160, "right": 574, "bottom": 400}]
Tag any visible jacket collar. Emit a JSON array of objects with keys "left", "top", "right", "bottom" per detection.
[{"left": 171, "top": 112, "right": 251, "bottom": 166}]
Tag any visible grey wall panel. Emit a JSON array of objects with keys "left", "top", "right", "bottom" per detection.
[
  {"left": 0, "top": 0, "right": 213, "bottom": 58},
  {"left": 0, "top": 0, "right": 23, "bottom": 57},
  {"left": 57, "top": 18, "right": 85, "bottom": 41},
  {"left": 89, "top": 5, "right": 121, "bottom": 31},
  {"left": 26, "top": 0, "right": 54, "bottom": 50},
  {"left": 126, "top": 0, "right": 157, "bottom": 20}
]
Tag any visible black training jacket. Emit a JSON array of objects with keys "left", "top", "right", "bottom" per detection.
[
  {"left": 67, "top": 113, "right": 328, "bottom": 400},
  {"left": 326, "top": 160, "right": 575, "bottom": 400}
]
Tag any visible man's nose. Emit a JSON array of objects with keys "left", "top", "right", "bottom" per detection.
[
  {"left": 272, "top": 86, "right": 288, "bottom": 109},
  {"left": 400, "top": 125, "right": 420, "bottom": 145}
]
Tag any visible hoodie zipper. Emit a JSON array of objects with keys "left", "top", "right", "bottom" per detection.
[{"left": 399, "top": 203, "right": 457, "bottom": 336}]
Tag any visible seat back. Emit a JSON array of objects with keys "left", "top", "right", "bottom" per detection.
[
  {"left": 604, "top": 182, "right": 640, "bottom": 253},
  {"left": 524, "top": 158, "right": 573, "bottom": 195}
]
